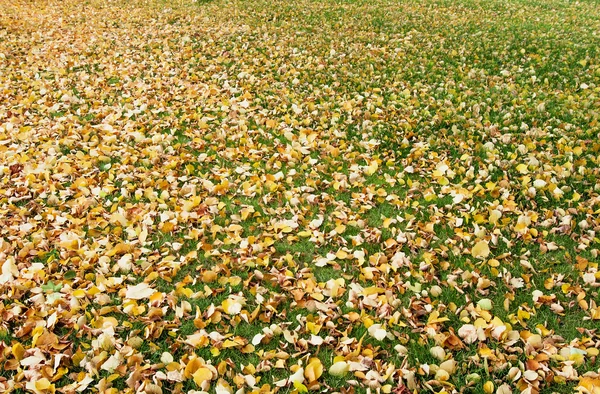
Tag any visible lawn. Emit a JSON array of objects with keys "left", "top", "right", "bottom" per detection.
[{"left": 1, "top": 0, "right": 600, "bottom": 393}]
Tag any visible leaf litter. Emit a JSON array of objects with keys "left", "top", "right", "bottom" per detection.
[{"left": 1, "top": 0, "right": 600, "bottom": 393}]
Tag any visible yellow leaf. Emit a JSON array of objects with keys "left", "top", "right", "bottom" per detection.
[
  {"left": 384, "top": 238, "right": 397, "bottom": 249},
  {"left": 428, "top": 310, "right": 450, "bottom": 324},
  {"left": 202, "top": 270, "right": 218, "bottom": 283},
  {"left": 489, "top": 210, "right": 502, "bottom": 224},
  {"left": 329, "top": 361, "right": 349, "bottom": 377},
  {"left": 222, "top": 297, "right": 244, "bottom": 315},
  {"left": 184, "top": 358, "right": 202, "bottom": 379},
  {"left": 161, "top": 222, "right": 175, "bottom": 233},
  {"left": 139, "top": 228, "right": 148, "bottom": 243},
  {"left": 266, "top": 119, "right": 277, "bottom": 129},
  {"left": 487, "top": 259, "right": 500, "bottom": 267},
  {"left": 518, "top": 309, "right": 531, "bottom": 321},
  {"left": 578, "top": 377, "right": 600, "bottom": 391},
  {"left": 241, "top": 344, "right": 255, "bottom": 353},
  {"left": 516, "top": 164, "right": 528, "bottom": 174},
  {"left": 149, "top": 292, "right": 163, "bottom": 303},
  {"left": 106, "top": 242, "right": 131, "bottom": 256},
  {"left": 471, "top": 241, "right": 490, "bottom": 259},
  {"left": 307, "top": 322, "right": 322, "bottom": 335},
  {"left": 365, "top": 160, "right": 379, "bottom": 176},
  {"left": 334, "top": 225, "right": 346, "bottom": 234},
  {"left": 125, "top": 282, "right": 156, "bottom": 300},
  {"left": 222, "top": 339, "right": 242, "bottom": 348},
  {"left": 304, "top": 358, "right": 323, "bottom": 382},
  {"left": 215, "top": 378, "right": 233, "bottom": 394},
  {"left": 587, "top": 348, "right": 599, "bottom": 357},
  {"left": 31, "top": 326, "right": 44, "bottom": 347},
  {"left": 363, "top": 287, "right": 385, "bottom": 296},
  {"left": 335, "top": 249, "right": 348, "bottom": 259},
  {"left": 12, "top": 343, "right": 25, "bottom": 361},
  {"left": 478, "top": 346, "right": 493, "bottom": 358},
  {"left": 514, "top": 221, "right": 528, "bottom": 233},
  {"left": 35, "top": 378, "right": 54, "bottom": 392},
  {"left": 87, "top": 286, "right": 101, "bottom": 296},
  {"left": 483, "top": 381, "right": 494, "bottom": 394},
  {"left": 293, "top": 381, "right": 308, "bottom": 393},
  {"left": 185, "top": 332, "right": 209, "bottom": 348},
  {"left": 193, "top": 367, "right": 213, "bottom": 386}
]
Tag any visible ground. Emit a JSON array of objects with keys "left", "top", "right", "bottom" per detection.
[{"left": 1, "top": 0, "right": 600, "bottom": 393}]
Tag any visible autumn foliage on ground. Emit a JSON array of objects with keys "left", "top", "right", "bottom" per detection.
[{"left": 1, "top": 0, "right": 600, "bottom": 393}]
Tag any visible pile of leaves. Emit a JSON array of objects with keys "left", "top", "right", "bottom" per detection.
[{"left": 1, "top": 0, "right": 600, "bottom": 393}]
